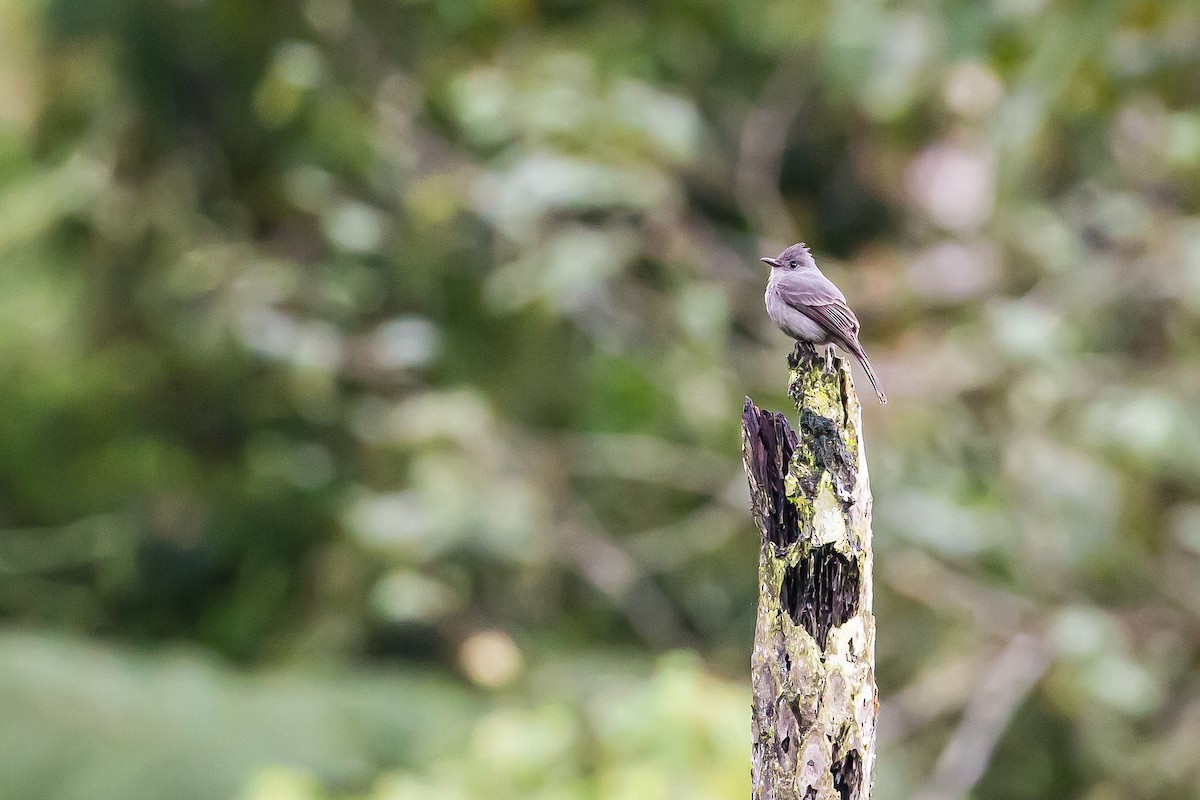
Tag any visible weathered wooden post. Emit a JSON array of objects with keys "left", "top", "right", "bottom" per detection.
[{"left": 741, "top": 347, "right": 878, "bottom": 800}]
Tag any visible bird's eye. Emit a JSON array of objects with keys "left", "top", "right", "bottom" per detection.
[{"left": 789, "top": 260, "right": 798, "bottom": 268}]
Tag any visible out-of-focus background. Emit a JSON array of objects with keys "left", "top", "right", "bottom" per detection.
[{"left": 2, "top": 0, "right": 1200, "bottom": 798}]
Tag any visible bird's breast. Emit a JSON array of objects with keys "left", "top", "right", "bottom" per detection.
[{"left": 765, "top": 281, "right": 827, "bottom": 343}]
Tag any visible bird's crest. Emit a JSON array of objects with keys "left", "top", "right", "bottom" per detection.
[{"left": 778, "top": 242, "right": 815, "bottom": 266}]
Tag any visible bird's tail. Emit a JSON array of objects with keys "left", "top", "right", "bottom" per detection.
[{"left": 852, "top": 346, "right": 887, "bottom": 404}]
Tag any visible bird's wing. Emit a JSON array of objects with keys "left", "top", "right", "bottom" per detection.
[{"left": 775, "top": 279, "right": 862, "bottom": 347}]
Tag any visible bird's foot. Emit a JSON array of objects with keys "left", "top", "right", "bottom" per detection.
[
  {"left": 824, "top": 346, "right": 836, "bottom": 373},
  {"left": 789, "top": 341, "right": 818, "bottom": 369}
]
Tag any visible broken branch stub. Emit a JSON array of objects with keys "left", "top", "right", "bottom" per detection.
[{"left": 741, "top": 349, "right": 878, "bottom": 800}]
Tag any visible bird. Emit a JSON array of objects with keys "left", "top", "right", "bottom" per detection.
[{"left": 761, "top": 242, "right": 887, "bottom": 404}]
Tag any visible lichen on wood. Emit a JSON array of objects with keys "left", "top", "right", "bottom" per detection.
[{"left": 742, "top": 346, "right": 878, "bottom": 800}]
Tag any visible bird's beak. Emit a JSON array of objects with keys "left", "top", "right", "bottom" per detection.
[{"left": 760, "top": 257, "right": 780, "bottom": 268}]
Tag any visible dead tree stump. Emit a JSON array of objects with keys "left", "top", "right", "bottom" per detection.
[{"left": 741, "top": 347, "right": 878, "bottom": 800}]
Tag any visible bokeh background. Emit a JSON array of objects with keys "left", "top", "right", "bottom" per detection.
[{"left": 2, "top": 0, "right": 1200, "bottom": 798}]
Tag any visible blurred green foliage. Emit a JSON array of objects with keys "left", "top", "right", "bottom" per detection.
[{"left": 3, "top": 0, "right": 1200, "bottom": 797}]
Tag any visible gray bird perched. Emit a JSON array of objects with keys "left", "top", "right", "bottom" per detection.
[{"left": 762, "top": 243, "right": 887, "bottom": 404}]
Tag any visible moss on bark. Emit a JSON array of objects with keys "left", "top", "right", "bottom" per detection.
[{"left": 742, "top": 348, "right": 877, "bottom": 800}]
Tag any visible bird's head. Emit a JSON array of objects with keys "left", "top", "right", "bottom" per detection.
[{"left": 760, "top": 243, "right": 816, "bottom": 271}]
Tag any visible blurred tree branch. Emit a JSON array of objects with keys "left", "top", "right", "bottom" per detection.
[
  {"left": 736, "top": 58, "right": 810, "bottom": 251},
  {"left": 911, "top": 631, "right": 1051, "bottom": 800}
]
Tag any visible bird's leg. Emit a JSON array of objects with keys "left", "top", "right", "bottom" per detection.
[
  {"left": 825, "top": 345, "right": 836, "bottom": 373},
  {"left": 787, "top": 343, "right": 816, "bottom": 371},
  {"left": 789, "top": 341, "right": 816, "bottom": 369}
]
